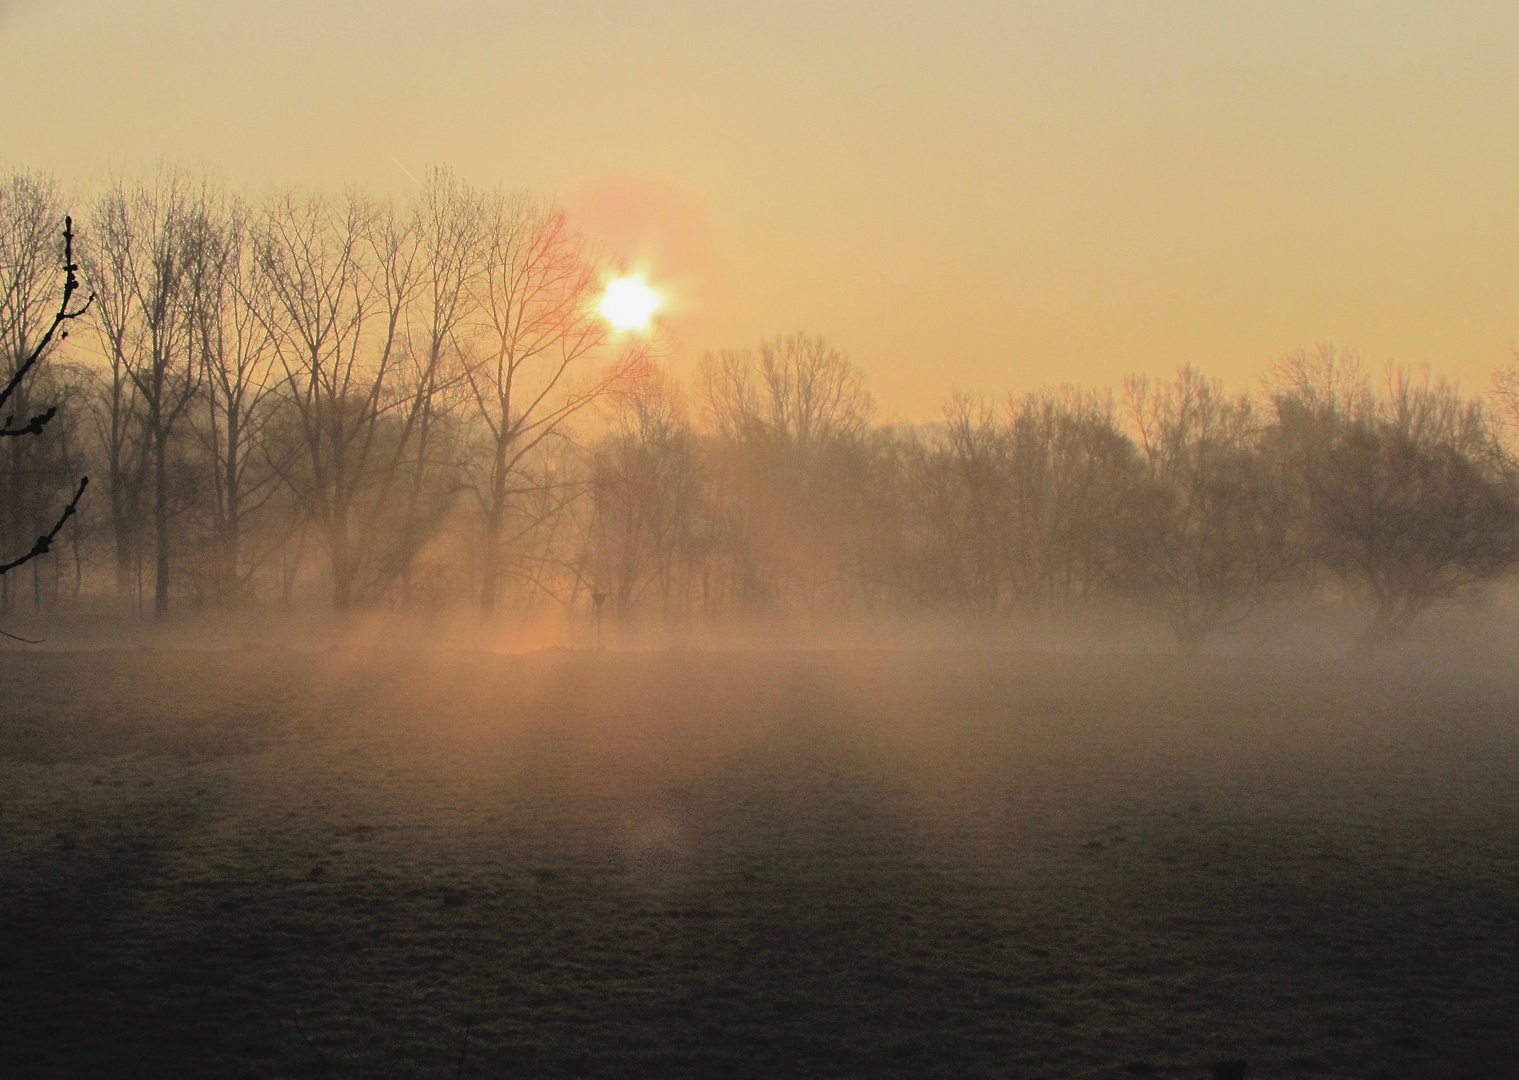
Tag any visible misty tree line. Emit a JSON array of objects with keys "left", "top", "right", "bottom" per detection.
[{"left": 6, "top": 165, "right": 1519, "bottom": 650}]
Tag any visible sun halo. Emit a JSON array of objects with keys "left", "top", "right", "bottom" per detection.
[{"left": 598, "top": 275, "right": 662, "bottom": 332}]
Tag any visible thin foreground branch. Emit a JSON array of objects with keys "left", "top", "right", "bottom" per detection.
[
  {"left": 0, "top": 475, "right": 88, "bottom": 577},
  {"left": 0, "top": 405, "right": 58, "bottom": 439},
  {"left": 0, "top": 215, "right": 95, "bottom": 428}
]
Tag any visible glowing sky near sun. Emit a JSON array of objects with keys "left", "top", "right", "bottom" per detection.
[
  {"left": 5, "top": 1, "right": 1519, "bottom": 418},
  {"left": 599, "top": 276, "right": 662, "bottom": 332}
]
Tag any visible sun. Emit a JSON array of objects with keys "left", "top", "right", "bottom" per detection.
[{"left": 597, "top": 275, "right": 661, "bottom": 332}]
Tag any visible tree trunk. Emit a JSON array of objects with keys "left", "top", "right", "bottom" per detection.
[
  {"left": 479, "top": 436, "right": 509, "bottom": 617},
  {"left": 221, "top": 413, "right": 242, "bottom": 607},
  {"left": 113, "top": 524, "right": 134, "bottom": 605},
  {"left": 153, "top": 420, "right": 170, "bottom": 619},
  {"left": 330, "top": 504, "right": 353, "bottom": 613},
  {"left": 221, "top": 504, "right": 240, "bottom": 607},
  {"left": 479, "top": 505, "right": 501, "bottom": 617}
]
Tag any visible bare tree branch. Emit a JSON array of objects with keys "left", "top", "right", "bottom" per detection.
[
  {"left": 0, "top": 475, "right": 87, "bottom": 577},
  {"left": 0, "top": 215, "right": 94, "bottom": 433}
]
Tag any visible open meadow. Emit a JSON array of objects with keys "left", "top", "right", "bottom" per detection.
[{"left": 2, "top": 647, "right": 1517, "bottom": 1079}]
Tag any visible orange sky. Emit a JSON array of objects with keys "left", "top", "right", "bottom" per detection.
[{"left": 5, "top": 1, "right": 1518, "bottom": 420}]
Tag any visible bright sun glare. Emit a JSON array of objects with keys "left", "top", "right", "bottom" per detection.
[{"left": 598, "top": 276, "right": 661, "bottom": 332}]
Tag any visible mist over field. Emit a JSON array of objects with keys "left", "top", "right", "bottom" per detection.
[
  {"left": 6, "top": 158, "right": 1519, "bottom": 1080},
  {"left": 4, "top": 645, "right": 1519, "bottom": 1080},
  {"left": 8, "top": 4, "right": 1519, "bottom": 1077}
]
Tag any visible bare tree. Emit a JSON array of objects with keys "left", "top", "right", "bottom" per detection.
[
  {"left": 1487, "top": 352, "right": 1519, "bottom": 463},
  {"left": 893, "top": 387, "right": 1135, "bottom": 617},
  {"left": 385, "top": 167, "right": 488, "bottom": 603},
  {"left": 883, "top": 393, "right": 1012, "bottom": 613},
  {"left": 80, "top": 228, "right": 148, "bottom": 607},
  {"left": 255, "top": 187, "right": 417, "bottom": 612},
  {"left": 938, "top": 391, "right": 1012, "bottom": 611},
  {"left": 1121, "top": 366, "right": 1293, "bottom": 652},
  {"left": 584, "top": 371, "right": 705, "bottom": 616},
  {"left": 464, "top": 192, "right": 642, "bottom": 616},
  {"left": 182, "top": 189, "right": 283, "bottom": 605},
  {"left": 1282, "top": 364, "right": 1519, "bottom": 649},
  {"left": 700, "top": 333, "right": 872, "bottom": 448},
  {"left": 1006, "top": 388, "right": 1136, "bottom": 612},
  {"left": 88, "top": 170, "right": 203, "bottom": 617},
  {"left": 697, "top": 335, "right": 876, "bottom": 612}
]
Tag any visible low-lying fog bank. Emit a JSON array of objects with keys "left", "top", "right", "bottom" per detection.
[{"left": 7, "top": 587, "right": 1519, "bottom": 660}]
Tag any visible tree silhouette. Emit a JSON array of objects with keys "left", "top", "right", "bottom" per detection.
[
  {"left": 0, "top": 215, "right": 92, "bottom": 636},
  {"left": 1120, "top": 367, "right": 1294, "bottom": 652}
]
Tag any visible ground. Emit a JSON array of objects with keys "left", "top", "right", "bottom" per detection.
[{"left": 1, "top": 647, "right": 1517, "bottom": 1078}]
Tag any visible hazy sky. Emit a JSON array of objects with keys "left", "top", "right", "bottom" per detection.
[{"left": 6, "top": 1, "right": 1518, "bottom": 419}]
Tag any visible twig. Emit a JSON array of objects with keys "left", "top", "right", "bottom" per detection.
[
  {"left": 0, "top": 216, "right": 95, "bottom": 426},
  {"left": 292, "top": 1009, "right": 350, "bottom": 1080},
  {"left": 0, "top": 475, "right": 88, "bottom": 577},
  {"left": 0, "top": 215, "right": 93, "bottom": 597},
  {"left": 0, "top": 627, "right": 44, "bottom": 644},
  {"left": 0, "top": 405, "right": 57, "bottom": 439}
]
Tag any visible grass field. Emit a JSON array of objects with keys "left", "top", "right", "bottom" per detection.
[{"left": 2, "top": 647, "right": 1517, "bottom": 1078}]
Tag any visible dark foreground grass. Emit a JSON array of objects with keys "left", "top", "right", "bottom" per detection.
[{"left": 1, "top": 647, "right": 1517, "bottom": 1079}]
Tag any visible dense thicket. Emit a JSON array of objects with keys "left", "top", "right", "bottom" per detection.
[{"left": 5, "top": 167, "right": 1519, "bottom": 648}]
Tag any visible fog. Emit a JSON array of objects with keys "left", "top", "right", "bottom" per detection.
[
  {"left": 5, "top": 644, "right": 1519, "bottom": 1076},
  {"left": 7, "top": 165, "right": 1519, "bottom": 1077},
  {"left": 7, "top": 166, "right": 1519, "bottom": 662}
]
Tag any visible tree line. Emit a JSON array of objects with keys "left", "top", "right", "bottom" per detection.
[{"left": 5, "top": 165, "right": 1519, "bottom": 650}]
